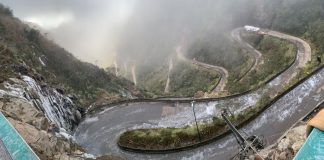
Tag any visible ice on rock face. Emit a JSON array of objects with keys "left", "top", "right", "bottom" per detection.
[
  {"left": 84, "top": 117, "right": 99, "bottom": 124},
  {"left": 0, "top": 76, "right": 78, "bottom": 131},
  {"left": 56, "top": 128, "right": 74, "bottom": 140},
  {"left": 38, "top": 57, "right": 46, "bottom": 66},
  {"left": 23, "top": 76, "right": 78, "bottom": 130},
  {"left": 0, "top": 82, "right": 26, "bottom": 99}
]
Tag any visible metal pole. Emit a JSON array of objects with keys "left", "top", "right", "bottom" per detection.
[
  {"left": 191, "top": 100, "right": 201, "bottom": 141},
  {"left": 221, "top": 112, "right": 245, "bottom": 146}
]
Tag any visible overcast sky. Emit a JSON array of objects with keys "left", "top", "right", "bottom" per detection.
[
  {"left": 0, "top": 0, "right": 137, "bottom": 67},
  {"left": 0, "top": 0, "right": 254, "bottom": 68}
]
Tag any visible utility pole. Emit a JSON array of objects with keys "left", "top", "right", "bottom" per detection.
[
  {"left": 221, "top": 109, "right": 265, "bottom": 160},
  {"left": 191, "top": 100, "right": 201, "bottom": 141}
]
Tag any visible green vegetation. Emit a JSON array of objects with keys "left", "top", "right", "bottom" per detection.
[
  {"left": 0, "top": 45, "right": 18, "bottom": 82},
  {"left": 188, "top": 33, "right": 254, "bottom": 80},
  {"left": 186, "top": 31, "right": 297, "bottom": 96},
  {"left": 118, "top": 0, "right": 324, "bottom": 150},
  {"left": 118, "top": 118, "right": 227, "bottom": 150},
  {"left": 255, "top": 0, "right": 324, "bottom": 68},
  {"left": 169, "top": 61, "right": 220, "bottom": 96},
  {"left": 137, "top": 60, "right": 220, "bottom": 97},
  {"left": 118, "top": 95, "right": 272, "bottom": 151},
  {"left": 0, "top": 4, "right": 141, "bottom": 106},
  {"left": 226, "top": 34, "right": 297, "bottom": 94},
  {"left": 137, "top": 64, "right": 169, "bottom": 96}
]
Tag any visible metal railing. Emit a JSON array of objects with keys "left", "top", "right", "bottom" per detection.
[
  {"left": 0, "top": 112, "right": 39, "bottom": 160},
  {"left": 0, "top": 139, "right": 13, "bottom": 160}
]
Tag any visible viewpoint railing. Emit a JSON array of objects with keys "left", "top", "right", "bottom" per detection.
[
  {"left": 294, "top": 128, "right": 324, "bottom": 160},
  {"left": 0, "top": 112, "right": 39, "bottom": 160}
]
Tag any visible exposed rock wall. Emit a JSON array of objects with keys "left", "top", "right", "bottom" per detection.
[
  {"left": 0, "top": 75, "right": 84, "bottom": 158},
  {"left": 1, "top": 76, "right": 81, "bottom": 131}
]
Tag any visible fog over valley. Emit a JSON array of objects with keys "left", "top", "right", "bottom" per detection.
[
  {"left": 1, "top": 0, "right": 324, "bottom": 159},
  {"left": 0, "top": 0, "right": 136, "bottom": 67},
  {"left": 0, "top": 0, "right": 256, "bottom": 68}
]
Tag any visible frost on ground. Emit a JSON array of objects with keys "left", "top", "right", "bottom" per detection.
[
  {"left": 1, "top": 76, "right": 80, "bottom": 131},
  {"left": 22, "top": 75, "right": 78, "bottom": 131},
  {"left": 130, "top": 93, "right": 261, "bottom": 130}
]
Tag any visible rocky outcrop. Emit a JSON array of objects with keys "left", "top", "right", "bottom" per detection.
[
  {"left": 0, "top": 95, "right": 83, "bottom": 159},
  {"left": 0, "top": 77, "right": 86, "bottom": 159},
  {"left": 1, "top": 76, "right": 81, "bottom": 131},
  {"left": 251, "top": 123, "right": 307, "bottom": 160},
  {"left": 7, "top": 117, "right": 82, "bottom": 160}
]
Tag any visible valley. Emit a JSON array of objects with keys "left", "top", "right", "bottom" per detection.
[{"left": 1, "top": 0, "right": 324, "bottom": 160}]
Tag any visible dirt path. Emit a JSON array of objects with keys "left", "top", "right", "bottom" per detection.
[
  {"left": 131, "top": 64, "right": 137, "bottom": 86},
  {"left": 266, "top": 30, "right": 311, "bottom": 68},
  {"left": 231, "top": 28, "right": 264, "bottom": 80},
  {"left": 164, "top": 58, "right": 173, "bottom": 93},
  {"left": 176, "top": 46, "right": 229, "bottom": 92},
  {"left": 265, "top": 30, "right": 312, "bottom": 85}
]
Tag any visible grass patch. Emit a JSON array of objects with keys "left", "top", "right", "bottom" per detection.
[
  {"left": 117, "top": 94, "right": 273, "bottom": 151},
  {"left": 138, "top": 60, "right": 220, "bottom": 97},
  {"left": 0, "top": 46, "right": 18, "bottom": 82},
  {"left": 226, "top": 33, "right": 297, "bottom": 94},
  {"left": 169, "top": 61, "right": 220, "bottom": 96},
  {"left": 118, "top": 118, "right": 227, "bottom": 150},
  {"left": 118, "top": 55, "right": 322, "bottom": 151}
]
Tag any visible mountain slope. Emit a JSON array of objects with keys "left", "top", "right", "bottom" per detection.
[{"left": 0, "top": 4, "right": 142, "bottom": 107}]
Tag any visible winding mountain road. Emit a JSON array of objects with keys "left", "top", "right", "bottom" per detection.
[
  {"left": 176, "top": 46, "right": 229, "bottom": 92},
  {"left": 231, "top": 28, "right": 264, "bottom": 78},
  {"left": 74, "top": 28, "right": 317, "bottom": 160}
]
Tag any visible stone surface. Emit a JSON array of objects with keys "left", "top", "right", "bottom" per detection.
[
  {"left": 0, "top": 91, "right": 81, "bottom": 160},
  {"left": 8, "top": 78, "right": 25, "bottom": 86},
  {"left": 0, "top": 78, "right": 125, "bottom": 160},
  {"left": 0, "top": 101, "right": 3, "bottom": 110},
  {"left": 7, "top": 117, "right": 80, "bottom": 160},
  {"left": 3, "top": 98, "right": 40, "bottom": 122},
  {"left": 278, "top": 138, "right": 290, "bottom": 151},
  {"left": 278, "top": 151, "right": 287, "bottom": 160},
  {"left": 292, "top": 141, "right": 304, "bottom": 154},
  {"left": 254, "top": 123, "right": 307, "bottom": 160}
]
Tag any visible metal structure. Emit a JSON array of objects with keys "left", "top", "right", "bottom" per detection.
[
  {"left": 0, "top": 112, "right": 39, "bottom": 160},
  {"left": 221, "top": 109, "right": 265, "bottom": 160},
  {"left": 191, "top": 100, "right": 202, "bottom": 141},
  {"left": 0, "top": 139, "right": 12, "bottom": 160}
]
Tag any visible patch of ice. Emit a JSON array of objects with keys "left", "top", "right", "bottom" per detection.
[
  {"left": 84, "top": 117, "right": 99, "bottom": 124},
  {"left": 181, "top": 151, "right": 204, "bottom": 160},
  {"left": 22, "top": 75, "right": 76, "bottom": 130},
  {"left": 38, "top": 57, "right": 46, "bottom": 66},
  {"left": 56, "top": 128, "right": 74, "bottom": 140},
  {"left": 99, "top": 106, "right": 116, "bottom": 115},
  {"left": 217, "top": 137, "right": 235, "bottom": 148},
  {"left": 205, "top": 105, "right": 215, "bottom": 116},
  {"left": 244, "top": 25, "right": 260, "bottom": 32},
  {"left": 0, "top": 82, "right": 26, "bottom": 99},
  {"left": 82, "top": 153, "right": 95, "bottom": 159}
]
